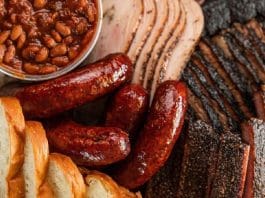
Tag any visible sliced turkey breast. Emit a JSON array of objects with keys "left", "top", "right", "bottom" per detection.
[
  {"left": 139, "top": 0, "right": 186, "bottom": 88},
  {"left": 127, "top": 0, "right": 156, "bottom": 65},
  {"left": 150, "top": 0, "right": 204, "bottom": 100},
  {"left": 132, "top": 0, "right": 169, "bottom": 84},
  {"left": 88, "top": 0, "right": 144, "bottom": 62}
]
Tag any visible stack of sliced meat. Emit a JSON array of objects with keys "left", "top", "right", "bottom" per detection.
[
  {"left": 146, "top": 18, "right": 265, "bottom": 198},
  {"left": 88, "top": 0, "right": 204, "bottom": 100}
]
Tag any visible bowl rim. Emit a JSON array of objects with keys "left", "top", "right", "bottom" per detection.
[{"left": 0, "top": 0, "right": 103, "bottom": 81}]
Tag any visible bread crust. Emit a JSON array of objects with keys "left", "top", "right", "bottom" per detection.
[
  {"left": 48, "top": 153, "right": 86, "bottom": 198},
  {"left": 23, "top": 121, "right": 49, "bottom": 197}
]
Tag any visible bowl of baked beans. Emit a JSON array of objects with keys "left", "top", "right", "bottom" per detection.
[{"left": 0, "top": 0, "right": 102, "bottom": 81}]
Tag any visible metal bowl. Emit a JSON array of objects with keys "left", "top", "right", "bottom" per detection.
[{"left": 0, "top": 0, "right": 103, "bottom": 81}]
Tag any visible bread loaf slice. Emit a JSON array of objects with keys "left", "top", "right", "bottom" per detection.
[
  {"left": 47, "top": 153, "right": 86, "bottom": 198},
  {"left": 0, "top": 97, "right": 25, "bottom": 198},
  {"left": 85, "top": 170, "right": 142, "bottom": 198},
  {"left": 23, "top": 121, "right": 49, "bottom": 198}
]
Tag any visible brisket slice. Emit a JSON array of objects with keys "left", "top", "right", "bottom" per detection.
[
  {"left": 209, "top": 133, "right": 250, "bottom": 198},
  {"left": 253, "top": 91, "right": 265, "bottom": 121},
  {"left": 242, "top": 119, "right": 265, "bottom": 198},
  {"left": 176, "top": 120, "right": 220, "bottom": 198},
  {"left": 145, "top": 126, "right": 187, "bottom": 198}
]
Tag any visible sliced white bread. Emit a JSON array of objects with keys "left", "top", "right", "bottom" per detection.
[
  {"left": 0, "top": 97, "right": 25, "bottom": 198},
  {"left": 85, "top": 171, "right": 142, "bottom": 198},
  {"left": 47, "top": 153, "right": 86, "bottom": 198},
  {"left": 23, "top": 121, "right": 49, "bottom": 198}
]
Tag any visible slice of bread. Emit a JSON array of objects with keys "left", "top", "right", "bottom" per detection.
[
  {"left": 85, "top": 171, "right": 142, "bottom": 198},
  {"left": 0, "top": 97, "right": 25, "bottom": 198},
  {"left": 23, "top": 121, "right": 49, "bottom": 198},
  {"left": 47, "top": 153, "right": 86, "bottom": 198}
]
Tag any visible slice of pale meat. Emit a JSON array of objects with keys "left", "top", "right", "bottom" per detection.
[
  {"left": 150, "top": 0, "right": 204, "bottom": 100},
  {"left": 132, "top": 0, "right": 169, "bottom": 84},
  {"left": 88, "top": 0, "right": 144, "bottom": 62},
  {"left": 127, "top": 0, "right": 156, "bottom": 65},
  {"left": 140, "top": 0, "right": 183, "bottom": 88},
  {"left": 143, "top": 1, "right": 186, "bottom": 90}
]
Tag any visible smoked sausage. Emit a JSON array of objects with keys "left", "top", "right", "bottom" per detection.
[
  {"left": 105, "top": 84, "right": 149, "bottom": 139},
  {"left": 1, "top": 53, "right": 132, "bottom": 118},
  {"left": 111, "top": 81, "right": 188, "bottom": 189},
  {"left": 46, "top": 120, "right": 131, "bottom": 167}
]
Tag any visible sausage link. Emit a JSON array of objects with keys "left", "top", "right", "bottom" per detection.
[
  {"left": 1, "top": 53, "right": 132, "bottom": 118},
  {"left": 46, "top": 120, "right": 130, "bottom": 167},
  {"left": 105, "top": 84, "right": 149, "bottom": 139},
  {"left": 111, "top": 81, "right": 188, "bottom": 189}
]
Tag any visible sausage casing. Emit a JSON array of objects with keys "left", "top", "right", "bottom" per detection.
[
  {"left": 111, "top": 81, "right": 188, "bottom": 189},
  {"left": 47, "top": 120, "right": 131, "bottom": 167},
  {"left": 105, "top": 84, "right": 149, "bottom": 139},
  {"left": 2, "top": 53, "right": 132, "bottom": 118}
]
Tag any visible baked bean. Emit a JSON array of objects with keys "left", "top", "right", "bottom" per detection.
[
  {"left": 51, "top": 30, "right": 62, "bottom": 42},
  {"left": 12, "top": 58, "right": 22, "bottom": 70},
  {"left": 50, "top": 44, "right": 67, "bottom": 57},
  {"left": 10, "top": 13, "right": 17, "bottom": 24},
  {"left": 28, "top": 27, "right": 39, "bottom": 38},
  {"left": 68, "top": 46, "right": 79, "bottom": 60},
  {"left": 51, "top": 56, "right": 69, "bottom": 67},
  {"left": 63, "top": 36, "right": 73, "bottom": 45},
  {"left": 76, "top": 19, "right": 88, "bottom": 35},
  {"left": 34, "top": 0, "right": 47, "bottom": 9},
  {"left": 4, "top": 45, "right": 15, "bottom": 64},
  {"left": 0, "top": 31, "right": 10, "bottom": 44},
  {"left": 0, "top": 44, "right": 6, "bottom": 61},
  {"left": 5, "top": 39, "right": 13, "bottom": 46},
  {"left": 23, "top": 63, "right": 40, "bottom": 74},
  {"left": 22, "top": 45, "right": 40, "bottom": 60},
  {"left": 43, "top": 35, "right": 57, "bottom": 48},
  {"left": 3, "top": 21, "right": 12, "bottom": 29},
  {"left": 87, "top": 4, "right": 96, "bottom": 23},
  {"left": 10, "top": 25, "right": 23, "bottom": 41},
  {"left": 35, "top": 47, "right": 49, "bottom": 62},
  {"left": 39, "top": 64, "right": 57, "bottom": 74},
  {"left": 17, "top": 32, "right": 26, "bottom": 49},
  {"left": 55, "top": 22, "right": 71, "bottom": 37}
]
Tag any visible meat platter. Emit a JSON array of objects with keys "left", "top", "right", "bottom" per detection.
[{"left": 0, "top": 0, "right": 264, "bottom": 197}]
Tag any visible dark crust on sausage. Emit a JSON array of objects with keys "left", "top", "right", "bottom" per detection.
[
  {"left": 11, "top": 53, "right": 133, "bottom": 118},
  {"left": 46, "top": 120, "right": 130, "bottom": 167},
  {"left": 111, "top": 81, "right": 187, "bottom": 189},
  {"left": 105, "top": 84, "right": 149, "bottom": 140}
]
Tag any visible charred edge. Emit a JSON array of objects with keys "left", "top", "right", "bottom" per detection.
[
  {"left": 247, "top": 27, "right": 265, "bottom": 66},
  {"left": 229, "top": 28, "right": 265, "bottom": 72},
  {"left": 189, "top": 62, "right": 240, "bottom": 131},
  {"left": 186, "top": 106, "right": 198, "bottom": 123},
  {"left": 222, "top": 33, "right": 260, "bottom": 84},
  {"left": 206, "top": 35, "right": 257, "bottom": 114},
  {"left": 203, "top": 37, "right": 251, "bottom": 95},
  {"left": 182, "top": 68, "right": 223, "bottom": 132},
  {"left": 193, "top": 51, "right": 245, "bottom": 121}
]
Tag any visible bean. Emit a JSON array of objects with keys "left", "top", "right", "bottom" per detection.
[
  {"left": 34, "top": 0, "right": 47, "bottom": 9},
  {"left": 17, "top": 32, "right": 26, "bottom": 49},
  {"left": 76, "top": 20, "right": 88, "bottom": 35},
  {"left": 10, "top": 25, "right": 23, "bottom": 41},
  {"left": 50, "top": 44, "right": 67, "bottom": 57},
  {"left": 0, "top": 30, "right": 10, "bottom": 44},
  {"left": 68, "top": 46, "right": 79, "bottom": 60},
  {"left": 22, "top": 45, "right": 40, "bottom": 60},
  {"left": 43, "top": 35, "right": 57, "bottom": 48},
  {"left": 4, "top": 45, "right": 15, "bottom": 64},
  {"left": 10, "top": 13, "right": 17, "bottom": 24},
  {"left": 51, "top": 30, "right": 62, "bottom": 42},
  {"left": 28, "top": 27, "right": 39, "bottom": 38},
  {"left": 39, "top": 65, "right": 57, "bottom": 74},
  {"left": 0, "top": 44, "right": 6, "bottom": 61},
  {"left": 51, "top": 56, "right": 69, "bottom": 67},
  {"left": 23, "top": 63, "right": 40, "bottom": 74},
  {"left": 12, "top": 58, "right": 22, "bottom": 70},
  {"left": 55, "top": 22, "right": 71, "bottom": 37},
  {"left": 35, "top": 47, "right": 49, "bottom": 62},
  {"left": 63, "top": 36, "right": 73, "bottom": 45},
  {"left": 87, "top": 4, "right": 96, "bottom": 23}
]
